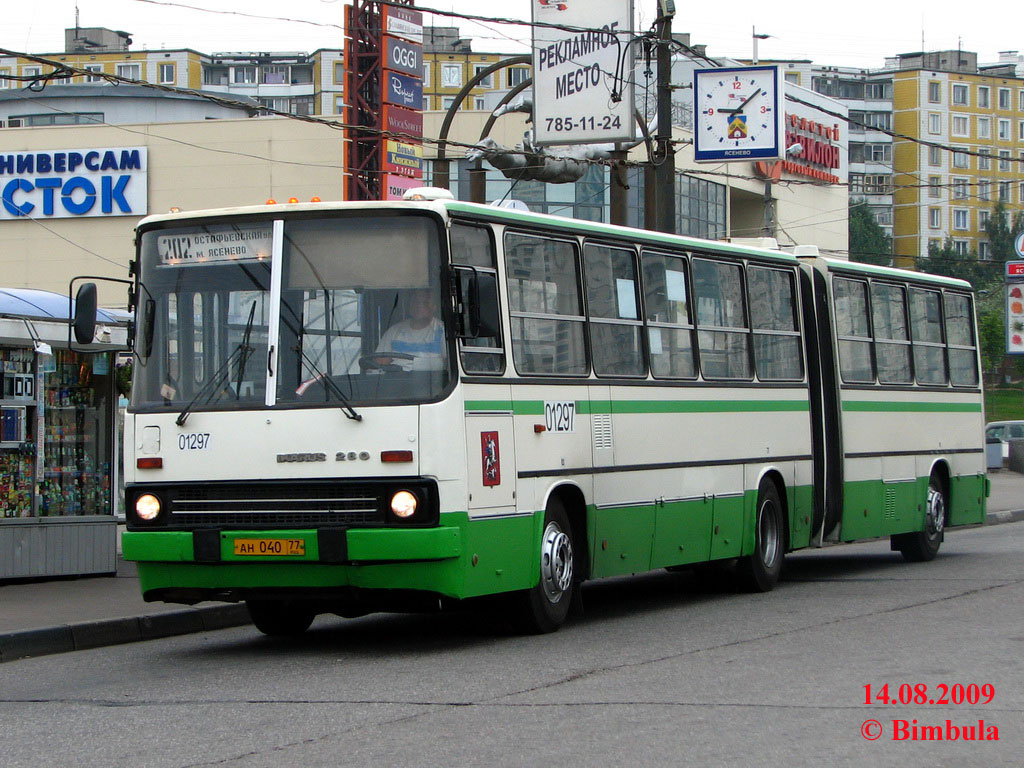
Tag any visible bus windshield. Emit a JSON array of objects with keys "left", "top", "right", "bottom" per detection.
[{"left": 132, "top": 212, "right": 451, "bottom": 412}]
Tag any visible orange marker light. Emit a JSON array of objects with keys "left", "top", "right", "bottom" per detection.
[
  {"left": 265, "top": 198, "right": 277, "bottom": 205},
  {"left": 381, "top": 450, "right": 414, "bottom": 463},
  {"left": 137, "top": 457, "right": 163, "bottom": 469},
  {"left": 288, "top": 197, "right": 299, "bottom": 204}
]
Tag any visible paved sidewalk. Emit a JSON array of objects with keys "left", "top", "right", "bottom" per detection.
[{"left": 2, "top": 473, "right": 1023, "bottom": 664}]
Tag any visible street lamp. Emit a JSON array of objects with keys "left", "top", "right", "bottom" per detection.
[{"left": 752, "top": 27, "right": 772, "bottom": 65}]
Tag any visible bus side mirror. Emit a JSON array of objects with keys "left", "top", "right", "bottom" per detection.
[
  {"left": 475, "top": 273, "right": 500, "bottom": 338},
  {"left": 456, "top": 268, "right": 500, "bottom": 339},
  {"left": 73, "top": 283, "right": 98, "bottom": 344}
]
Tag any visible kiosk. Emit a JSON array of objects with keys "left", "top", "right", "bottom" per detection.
[{"left": 0, "top": 288, "right": 130, "bottom": 579}]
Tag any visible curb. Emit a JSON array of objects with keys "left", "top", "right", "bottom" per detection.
[
  {"left": 0, "top": 604, "right": 251, "bottom": 664},
  {"left": 986, "top": 509, "right": 1024, "bottom": 525}
]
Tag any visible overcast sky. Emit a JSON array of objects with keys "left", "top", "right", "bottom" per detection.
[{"left": 2, "top": 0, "right": 1020, "bottom": 70}]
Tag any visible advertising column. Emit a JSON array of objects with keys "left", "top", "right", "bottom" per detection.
[{"left": 381, "top": 5, "right": 424, "bottom": 199}]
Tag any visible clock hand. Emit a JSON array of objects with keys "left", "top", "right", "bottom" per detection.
[{"left": 725, "top": 87, "right": 763, "bottom": 115}]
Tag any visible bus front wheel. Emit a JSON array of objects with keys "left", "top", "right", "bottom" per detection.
[
  {"left": 893, "top": 474, "right": 946, "bottom": 563},
  {"left": 736, "top": 480, "right": 784, "bottom": 592},
  {"left": 512, "top": 499, "right": 576, "bottom": 634},
  {"left": 246, "top": 599, "right": 316, "bottom": 636}
]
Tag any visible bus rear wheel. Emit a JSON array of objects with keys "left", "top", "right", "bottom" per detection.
[
  {"left": 246, "top": 599, "right": 316, "bottom": 636},
  {"left": 736, "top": 480, "right": 784, "bottom": 592},
  {"left": 893, "top": 474, "right": 946, "bottom": 563},
  {"left": 511, "top": 499, "right": 576, "bottom": 634}
]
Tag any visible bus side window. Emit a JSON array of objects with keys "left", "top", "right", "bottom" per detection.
[
  {"left": 944, "top": 292, "right": 979, "bottom": 387},
  {"left": 872, "top": 282, "right": 913, "bottom": 384},
  {"left": 451, "top": 222, "right": 504, "bottom": 374},
  {"left": 505, "top": 232, "right": 587, "bottom": 376},
  {"left": 642, "top": 250, "right": 696, "bottom": 379},
  {"left": 747, "top": 266, "right": 803, "bottom": 381},
  {"left": 833, "top": 277, "right": 874, "bottom": 383},
  {"left": 584, "top": 242, "right": 645, "bottom": 377},
  {"left": 909, "top": 287, "right": 948, "bottom": 385},
  {"left": 692, "top": 257, "right": 752, "bottom": 380}
]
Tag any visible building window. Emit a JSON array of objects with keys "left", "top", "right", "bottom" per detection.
[
  {"left": 951, "top": 114, "right": 969, "bottom": 137},
  {"left": 999, "top": 181, "right": 1011, "bottom": 202},
  {"left": 158, "top": 63, "right": 175, "bottom": 84},
  {"left": 998, "top": 119, "right": 1011, "bottom": 140},
  {"left": 979, "top": 149, "right": 991, "bottom": 171},
  {"left": 334, "top": 62, "right": 345, "bottom": 84},
  {"left": 116, "top": 63, "right": 141, "bottom": 80},
  {"left": 441, "top": 96, "right": 456, "bottom": 109},
  {"left": 1020, "top": 90, "right": 1024, "bottom": 111},
  {"left": 784, "top": 72, "right": 800, "bottom": 85},
  {"left": 979, "top": 180, "right": 991, "bottom": 201},
  {"left": 473, "top": 64, "right": 493, "bottom": 88},
  {"left": 928, "top": 145, "right": 942, "bottom": 166},
  {"left": 979, "top": 241, "right": 990, "bottom": 260},
  {"left": 441, "top": 63, "right": 462, "bottom": 89},
  {"left": 928, "top": 176, "right": 941, "bottom": 198},
  {"left": 952, "top": 177, "right": 968, "bottom": 199},
  {"left": 9, "top": 112, "right": 103, "bottom": 126},
  {"left": 23, "top": 66, "right": 41, "bottom": 79},
  {"left": 507, "top": 67, "right": 529, "bottom": 87},
  {"left": 84, "top": 64, "right": 103, "bottom": 83},
  {"left": 261, "top": 65, "right": 289, "bottom": 85},
  {"left": 233, "top": 66, "right": 257, "bottom": 84},
  {"left": 1019, "top": 120, "right": 1024, "bottom": 140},
  {"left": 978, "top": 86, "right": 990, "bottom": 108},
  {"left": 474, "top": 96, "right": 486, "bottom": 111},
  {"left": 863, "top": 174, "right": 893, "bottom": 194},
  {"left": 335, "top": 95, "right": 345, "bottom": 114},
  {"left": 928, "top": 81, "right": 941, "bottom": 103},
  {"left": 999, "top": 150, "right": 1012, "bottom": 171},
  {"left": 929, "top": 208, "right": 941, "bottom": 228},
  {"left": 865, "top": 81, "right": 891, "bottom": 99},
  {"left": 951, "top": 148, "right": 969, "bottom": 169},
  {"left": 978, "top": 116, "right": 991, "bottom": 139},
  {"left": 998, "top": 88, "right": 1011, "bottom": 110},
  {"left": 979, "top": 209, "right": 990, "bottom": 230},
  {"left": 0, "top": 67, "right": 9, "bottom": 88},
  {"left": 952, "top": 83, "right": 968, "bottom": 105},
  {"left": 865, "top": 143, "right": 892, "bottom": 162},
  {"left": 953, "top": 240, "right": 969, "bottom": 256},
  {"left": 952, "top": 209, "right": 969, "bottom": 230},
  {"left": 928, "top": 113, "right": 941, "bottom": 134},
  {"left": 849, "top": 174, "right": 864, "bottom": 193}
]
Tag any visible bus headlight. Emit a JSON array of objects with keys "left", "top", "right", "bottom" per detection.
[
  {"left": 390, "top": 490, "right": 418, "bottom": 519},
  {"left": 135, "top": 493, "right": 162, "bottom": 521}
]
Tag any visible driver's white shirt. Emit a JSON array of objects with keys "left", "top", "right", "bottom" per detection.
[{"left": 375, "top": 317, "right": 445, "bottom": 370}]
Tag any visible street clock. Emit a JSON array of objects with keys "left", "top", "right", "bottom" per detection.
[{"left": 693, "top": 65, "right": 785, "bottom": 162}]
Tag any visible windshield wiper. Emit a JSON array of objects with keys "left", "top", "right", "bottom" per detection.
[
  {"left": 176, "top": 302, "right": 257, "bottom": 426},
  {"left": 296, "top": 348, "right": 362, "bottom": 422}
]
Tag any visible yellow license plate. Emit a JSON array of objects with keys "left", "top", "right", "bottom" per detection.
[{"left": 233, "top": 538, "right": 306, "bottom": 557}]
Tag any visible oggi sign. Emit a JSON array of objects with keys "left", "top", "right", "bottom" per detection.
[{"left": 385, "top": 35, "right": 422, "bottom": 78}]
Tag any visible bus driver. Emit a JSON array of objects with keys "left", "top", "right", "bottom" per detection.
[{"left": 373, "top": 289, "right": 446, "bottom": 371}]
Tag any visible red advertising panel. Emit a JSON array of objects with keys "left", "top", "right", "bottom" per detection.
[{"left": 383, "top": 104, "right": 423, "bottom": 140}]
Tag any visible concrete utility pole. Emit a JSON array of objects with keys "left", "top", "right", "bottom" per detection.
[{"left": 653, "top": 1, "right": 675, "bottom": 234}]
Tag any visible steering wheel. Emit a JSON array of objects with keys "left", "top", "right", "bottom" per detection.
[{"left": 358, "top": 352, "right": 415, "bottom": 371}]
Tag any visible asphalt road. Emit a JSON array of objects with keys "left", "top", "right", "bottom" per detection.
[{"left": 1, "top": 523, "right": 1021, "bottom": 768}]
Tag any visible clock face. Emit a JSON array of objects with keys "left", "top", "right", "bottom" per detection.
[{"left": 693, "top": 66, "right": 784, "bottom": 162}]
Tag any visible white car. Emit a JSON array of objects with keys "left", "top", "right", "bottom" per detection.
[{"left": 985, "top": 421, "right": 1024, "bottom": 459}]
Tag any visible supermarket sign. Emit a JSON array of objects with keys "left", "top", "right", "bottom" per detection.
[{"left": 0, "top": 147, "right": 148, "bottom": 220}]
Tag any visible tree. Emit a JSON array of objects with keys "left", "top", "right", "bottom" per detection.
[
  {"left": 848, "top": 202, "right": 891, "bottom": 266},
  {"left": 984, "top": 200, "right": 1024, "bottom": 262},
  {"left": 917, "top": 238, "right": 995, "bottom": 289}
]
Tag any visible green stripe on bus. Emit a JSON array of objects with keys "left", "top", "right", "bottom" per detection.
[
  {"left": 465, "top": 399, "right": 809, "bottom": 414},
  {"left": 842, "top": 401, "right": 982, "bottom": 413}
]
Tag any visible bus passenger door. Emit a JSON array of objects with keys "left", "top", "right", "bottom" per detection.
[{"left": 800, "top": 265, "right": 843, "bottom": 543}]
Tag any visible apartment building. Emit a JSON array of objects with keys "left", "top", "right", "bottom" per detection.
[
  {"left": 891, "top": 51, "right": 1024, "bottom": 266},
  {"left": 422, "top": 27, "right": 529, "bottom": 112},
  {"left": 0, "top": 27, "right": 344, "bottom": 122}
]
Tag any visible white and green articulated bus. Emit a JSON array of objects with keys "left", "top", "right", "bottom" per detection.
[{"left": 82, "top": 193, "right": 987, "bottom": 635}]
